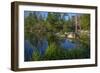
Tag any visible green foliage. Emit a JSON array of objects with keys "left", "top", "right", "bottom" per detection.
[
  {"left": 79, "top": 32, "right": 90, "bottom": 49},
  {"left": 80, "top": 14, "right": 90, "bottom": 30},
  {"left": 44, "top": 43, "right": 65, "bottom": 60},
  {"left": 31, "top": 42, "right": 90, "bottom": 61},
  {"left": 44, "top": 43, "right": 57, "bottom": 60},
  {"left": 65, "top": 48, "right": 89, "bottom": 59},
  {"left": 43, "top": 43, "right": 90, "bottom": 60},
  {"left": 25, "top": 11, "right": 90, "bottom": 61},
  {"left": 32, "top": 49, "right": 41, "bottom": 61}
]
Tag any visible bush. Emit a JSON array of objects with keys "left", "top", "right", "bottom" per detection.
[
  {"left": 32, "top": 49, "right": 41, "bottom": 61},
  {"left": 43, "top": 43, "right": 64, "bottom": 60}
]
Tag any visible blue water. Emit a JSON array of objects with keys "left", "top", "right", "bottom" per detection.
[
  {"left": 36, "top": 39, "right": 48, "bottom": 56},
  {"left": 24, "top": 39, "right": 77, "bottom": 61},
  {"left": 24, "top": 40, "right": 34, "bottom": 61},
  {"left": 59, "top": 39, "right": 76, "bottom": 49}
]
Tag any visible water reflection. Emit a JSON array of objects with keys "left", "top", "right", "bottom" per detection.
[{"left": 24, "top": 38, "right": 77, "bottom": 61}]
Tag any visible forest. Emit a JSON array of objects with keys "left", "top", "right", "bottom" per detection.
[{"left": 24, "top": 11, "right": 90, "bottom": 61}]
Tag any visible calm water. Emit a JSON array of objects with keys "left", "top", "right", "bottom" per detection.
[{"left": 24, "top": 39, "right": 77, "bottom": 61}]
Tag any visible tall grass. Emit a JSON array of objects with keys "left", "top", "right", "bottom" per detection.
[
  {"left": 32, "top": 42, "right": 90, "bottom": 61},
  {"left": 32, "top": 48, "right": 41, "bottom": 61}
]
